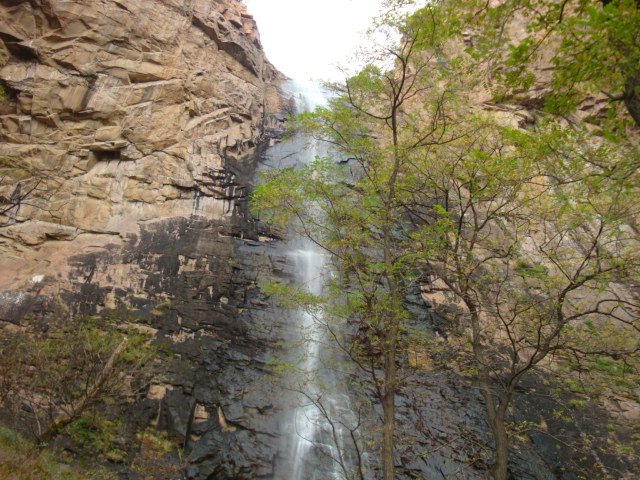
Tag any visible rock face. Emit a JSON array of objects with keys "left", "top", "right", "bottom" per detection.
[
  {"left": 0, "top": 0, "right": 284, "bottom": 242},
  {"left": 0, "top": 1, "right": 293, "bottom": 478}
]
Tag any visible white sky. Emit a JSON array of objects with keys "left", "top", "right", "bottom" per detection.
[{"left": 242, "top": 0, "right": 386, "bottom": 82}]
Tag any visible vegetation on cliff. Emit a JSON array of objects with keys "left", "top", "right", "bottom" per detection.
[
  {"left": 0, "top": 309, "right": 184, "bottom": 479},
  {"left": 252, "top": 0, "right": 640, "bottom": 478},
  {"left": 0, "top": 425, "right": 112, "bottom": 480}
]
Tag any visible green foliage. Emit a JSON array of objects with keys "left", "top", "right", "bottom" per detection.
[
  {"left": 0, "top": 426, "right": 113, "bottom": 480},
  {"left": 0, "top": 312, "right": 156, "bottom": 441},
  {"left": 265, "top": 357, "right": 299, "bottom": 374},
  {"left": 154, "top": 300, "right": 172, "bottom": 309},
  {"left": 136, "top": 430, "right": 175, "bottom": 456},
  {"left": 564, "top": 379, "right": 586, "bottom": 394},
  {"left": 253, "top": 1, "right": 640, "bottom": 477},
  {"left": 131, "top": 430, "right": 182, "bottom": 480},
  {"left": 0, "top": 156, "right": 29, "bottom": 182},
  {"left": 586, "top": 357, "right": 633, "bottom": 377},
  {"left": 439, "top": 0, "right": 640, "bottom": 129},
  {"left": 252, "top": 7, "right": 464, "bottom": 476},
  {"left": 259, "top": 281, "right": 323, "bottom": 310},
  {"left": 515, "top": 260, "right": 549, "bottom": 279},
  {"left": 68, "top": 415, "right": 124, "bottom": 461}
]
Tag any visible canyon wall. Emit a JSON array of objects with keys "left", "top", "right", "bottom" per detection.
[
  {"left": 0, "top": 0, "right": 292, "bottom": 477},
  {"left": 0, "top": 0, "right": 283, "bottom": 267}
]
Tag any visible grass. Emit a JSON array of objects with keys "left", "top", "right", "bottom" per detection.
[
  {"left": 68, "top": 415, "right": 124, "bottom": 461},
  {"left": 586, "top": 357, "right": 633, "bottom": 376},
  {"left": 0, "top": 426, "right": 113, "bottom": 480},
  {"left": 568, "top": 398, "right": 587, "bottom": 410}
]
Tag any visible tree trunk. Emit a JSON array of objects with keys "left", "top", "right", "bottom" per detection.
[
  {"left": 382, "top": 347, "right": 396, "bottom": 480},
  {"left": 466, "top": 302, "right": 510, "bottom": 480},
  {"left": 490, "top": 410, "right": 510, "bottom": 480},
  {"left": 380, "top": 237, "right": 400, "bottom": 480},
  {"left": 624, "top": 69, "right": 640, "bottom": 129}
]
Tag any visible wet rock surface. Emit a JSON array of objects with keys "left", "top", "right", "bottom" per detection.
[
  {"left": 0, "top": 2, "right": 291, "bottom": 476},
  {"left": 387, "top": 290, "right": 640, "bottom": 480},
  {"left": 3, "top": 200, "right": 632, "bottom": 479},
  {"left": 0, "top": 212, "right": 297, "bottom": 478}
]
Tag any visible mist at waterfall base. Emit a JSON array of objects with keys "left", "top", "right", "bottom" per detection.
[{"left": 258, "top": 80, "right": 366, "bottom": 480}]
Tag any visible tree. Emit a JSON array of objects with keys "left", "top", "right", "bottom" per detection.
[
  {"left": 406, "top": 3, "right": 640, "bottom": 473},
  {"left": 253, "top": 5, "right": 464, "bottom": 477},
  {"left": 0, "top": 82, "right": 61, "bottom": 228},
  {"left": 0, "top": 155, "right": 52, "bottom": 227},
  {"left": 409, "top": 119, "right": 640, "bottom": 479},
  {"left": 444, "top": 0, "right": 640, "bottom": 130},
  {"left": 254, "top": 1, "right": 640, "bottom": 479},
  {"left": 0, "top": 425, "right": 114, "bottom": 480},
  {"left": 131, "top": 429, "right": 185, "bottom": 480}
]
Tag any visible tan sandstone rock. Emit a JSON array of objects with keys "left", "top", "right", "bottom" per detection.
[{"left": 0, "top": 0, "right": 285, "bottom": 244}]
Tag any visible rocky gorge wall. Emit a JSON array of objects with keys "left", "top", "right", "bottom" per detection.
[
  {"left": 0, "top": 0, "right": 296, "bottom": 477},
  {"left": 0, "top": 0, "right": 290, "bottom": 323},
  {"left": 0, "top": 0, "right": 284, "bottom": 252}
]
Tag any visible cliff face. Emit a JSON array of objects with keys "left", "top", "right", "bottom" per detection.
[
  {"left": 0, "top": 1, "right": 291, "bottom": 477},
  {"left": 0, "top": 0, "right": 286, "bottom": 324},
  {"left": 0, "top": 0, "right": 283, "bottom": 250}
]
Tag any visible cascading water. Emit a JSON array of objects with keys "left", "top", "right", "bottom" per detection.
[{"left": 259, "top": 80, "right": 363, "bottom": 480}]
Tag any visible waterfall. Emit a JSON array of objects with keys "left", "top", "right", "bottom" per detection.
[{"left": 260, "top": 80, "right": 363, "bottom": 480}]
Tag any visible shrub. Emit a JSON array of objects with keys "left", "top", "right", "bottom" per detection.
[{"left": 0, "top": 426, "right": 113, "bottom": 480}]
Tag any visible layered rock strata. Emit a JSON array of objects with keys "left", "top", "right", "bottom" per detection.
[
  {"left": 0, "top": 1, "right": 291, "bottom": 477},
  {"left": 0, "top": 0, "right": 283, "bottom": 252}
]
